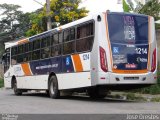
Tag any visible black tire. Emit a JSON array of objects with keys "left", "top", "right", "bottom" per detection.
[
  {"left": 46, "top": 90, "right": 49, "bottom": 96},
  {"left": 48, "top": 76, "right": 60, "bottom": 99},
  {"left": 13, "top": 80, "right": 22, "bottom": 96},
  {"left": 87, "top": 87, "right": 106, "bottom": 99}
]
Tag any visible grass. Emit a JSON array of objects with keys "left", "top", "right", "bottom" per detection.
[
  {"left": 125, "top": 93, "right": 147, "bottom": 101},
  {"left": 0, "top": 78, "right": 4, "bottom": 88},
  {"left": 127, "top": 68, "right": 160, "bottom": 95},
  {"left": 151, "top": 97, "right": 160, "bottom": 102}
]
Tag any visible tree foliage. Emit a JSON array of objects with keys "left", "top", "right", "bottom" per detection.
[
  {"left": 0, "top": 3, "right": 30, "bottom": 42},
  {"left": 123, "top": 0, "right": 131, "bottom": 12},
  {"left": 25, "top": 9, "right": 45, "bottom": 37},
  {"left": 123, "top": 0, "right": 160, "bottom": 29},
  {"left": 27, "top": 0, "right": 89, "bottom": 37}
]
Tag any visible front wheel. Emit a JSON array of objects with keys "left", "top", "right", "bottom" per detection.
[
  {"left": 48, "top": 76, "right": 60, "bottom": 99},
  {"left": 13, "top": 80, "right": 22, "bottom": 96}
]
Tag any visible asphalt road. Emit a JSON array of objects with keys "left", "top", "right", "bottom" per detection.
[{"left": 0, "top": 89, "right": 160, "bottom": 114}]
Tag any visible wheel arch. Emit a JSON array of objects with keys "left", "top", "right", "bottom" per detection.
[
  {"left": 11, "top": 75, "right": 16, "bottom": 89},
  {"left": 48, "top": 72, "right": 57, "bottom": 89}
]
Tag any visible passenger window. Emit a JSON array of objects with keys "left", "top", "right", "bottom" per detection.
[
  {"left": 18, "top": 45, "right": 24, "bottom": 54},
  {"left": 63, "top": 41, "right": 75, "bottom": 55},
  {"left": 33, "top": 39, "right": 41, "bottom": 50},
  {"left": 28, "top": 42, "right": 33, "bottom": 51},
  {"left": 76, "top": 37, "right": 94, "bottom": 52},
  {"left": 77, "top": 22, "right": 93, "bottom": 39},
  {"left": 63, "top": 29, "right": 70, "bottom": 42},
  {"left": 32, "top": 50, "right": 40, "bottom": 60},
  {"left": 59, "top": 32, "right": 63, "bottom": 43},
  {"left": 41, "top": 36, "right": 50, "bottom": 48},
  {"left": 11, "top": 56, "right": 17, "bottom": 65},
  {"left": 23, "top": 52, "right": 32, "bottom": 62},
  {"left": 76, "top": 22, "right": 94, "bottom": 52},
  {"left": 11, "top": 47, "right": 17, "bottom": 56},
  {"left": 17, "top": 54, "right": 24, "bottom": 63},
  {"left": 70, "top": 28, "right": 75, "bottom": 40},
  {"left": 41, "top": 47, "right": 51, "bottom": 59},
  {"left": 51, "top": 45, "right": 61, "bottom": 57},
  {"left": 24, "top": 43, "right": 29, "bottom": 52},
  {"left": 51, "top": 33, "right": 58, "bottom": 45}
]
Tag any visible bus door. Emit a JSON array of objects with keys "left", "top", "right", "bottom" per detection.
[{"left": 2, "top": 48, "right": 10, "bottom": 74}]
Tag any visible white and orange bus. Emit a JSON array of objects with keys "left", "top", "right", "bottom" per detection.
[{"left": 2, "top": 12, "right": 157, "bottom": 99}]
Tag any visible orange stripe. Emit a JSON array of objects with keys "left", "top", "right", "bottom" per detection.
[
  {"left": 21, "top": 63, "right": 32, "bottom": 76},
  {"left": 72, "top": 54, "right": 83, "bottom": 72},
  {"left": 147, "top": 16, "right": 151, "bottom": 70},
  {"left": 18, "top": 39, "right": 29, "bottom": 44},
  {"left": 112, "top": 69, "right": 148, "bottom": 74},
  {"left": 104, "top": 13, "right": 113, "bottom": 70}
]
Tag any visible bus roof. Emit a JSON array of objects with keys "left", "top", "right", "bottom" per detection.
[{"left": 4, "top": 11, "right": 151, "bottom": 49}]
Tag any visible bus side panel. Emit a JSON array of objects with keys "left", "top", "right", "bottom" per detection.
[
  {"left": 91, "top": 14, "right": 111, "bottom": 86},
  {"left": 57, "top": 72, "right": 91, "bottom": 90},
  {"left": 15, "top": 75, "right": 48, "bottom": 90},
  {"left": 4, "top": 77, "right": 12, "bottom": 88}
]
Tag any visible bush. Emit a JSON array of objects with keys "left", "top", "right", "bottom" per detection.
[
  {"left": 140, "top": 85, "right": 160, "bottom": 95},
  {"left": 125, "top": 93, "right": 146, "bottom": 101},
  {"left": 0, "top": 78, "right": 4, "bottom": 88},
  {"left": 151, "top": 97, "right": 160, "bottom": 102}
]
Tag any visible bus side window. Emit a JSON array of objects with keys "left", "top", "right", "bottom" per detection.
[
  {"left": 18, "top": 44, "right": 24, "bottom": 54},
  {"left": 51, "top": 33, "right": 58, "bottom": 45},
  {"left": 51, "top": 45, "right": 61, "bottom": 57},
  {"left": 32, "top": 50, "right": 40, "bottom": 60},
  {"left": 76, "top": 22, "right": 94, "bottom": 52},
  {"left": 59, "top": 32, "right": 63, "bottom": 43},
  {"left": 63, "top": 28, "right": 75, "bottom": 55},
  {"left": 11, "top": 56, "right": 17, "bottom": 65},
  {"left": 41, "top": 36, "right": 50, "bottom": 48},
  {"left": 17, "top": 54, "right": 24, "bottom": 63},
  {"left": 33, "top": 39, "right": 41, "bottom": 50},
  {"left": 41, "top": 47, "right": 51, "bottom": 59},
  {"left": 29, "top": 42, "right": 33, "bottom": 51},
  {"left": 24, "top": 43, "right": 29, "bottom": 52},
  {"left": 23, "top": 52, "right": 32, "bottom": 62},
  {"left": 64, "top": 29, "right": 70, "bottom": 42},
  {"left": 11, "top": 47, "right": 17, "bottom": 56},
  {"left": 70, "top": 28, "right": 75, "bottom": 40}
]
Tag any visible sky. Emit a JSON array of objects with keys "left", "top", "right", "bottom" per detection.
[{"left": 0, "top": 0, "right": 123, "bottom": 14}]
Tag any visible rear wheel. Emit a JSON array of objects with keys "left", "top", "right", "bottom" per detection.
[
  {"left": 48, "top": 76, "right": 60, "bottom": 99},
  {"left": 13, "top": 80, "right": 22, "bottom": 96}
]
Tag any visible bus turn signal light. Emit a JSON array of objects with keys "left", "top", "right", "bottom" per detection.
[
  {"left": 151, "top": 48, "right": 156, "bottom": 72},
  {"left": 100, "top": 46, "right": 108, "bottom": 72}
]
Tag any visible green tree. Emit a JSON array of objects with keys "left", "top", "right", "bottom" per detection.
[
  {"left": 27, "top": 0, "right": 89, "bottom": 36},
  {"left": 123, "top": 0, "right": 160, "bottom": 29},
  {"left": 123, "top": 0, "right": 131, "bottom": 12},
  {"left": 0, "top": 4, "right": 22, "bottom": 39},
  {"left": 25, "top": 9, "right": 44, "bottom": 37},
  {"left": 0, "top": 3, "right": 32, "bottom": 57},
  {"left": 0, "top": 3, "right": 30, "bottom": 42}
]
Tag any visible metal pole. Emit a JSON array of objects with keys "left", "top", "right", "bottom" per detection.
[{"left": 46, "top": 0, "right": 52, "bottom": 30}]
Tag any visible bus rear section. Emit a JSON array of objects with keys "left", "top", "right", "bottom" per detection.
[{"left": 96, "top": 12, "right": 157, "bottom": 90}]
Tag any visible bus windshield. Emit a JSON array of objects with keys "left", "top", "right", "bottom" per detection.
[
  {"left": 108, "top": 13, "right": 148, "bottom": 44},
  {"left": 107, "top": 13, "right": 149, "bottom": 71}
]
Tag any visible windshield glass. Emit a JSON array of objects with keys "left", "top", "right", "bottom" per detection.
[
  {"left": 107, "top": 13, "right": 148, "bottom": 44},
  {"left": 107, "top": 13, "right": 149, "bottom": 71}
]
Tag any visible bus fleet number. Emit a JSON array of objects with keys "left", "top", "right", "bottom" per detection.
[{"left": 135, "top": 48, "right": 147, "bottom": 55}]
